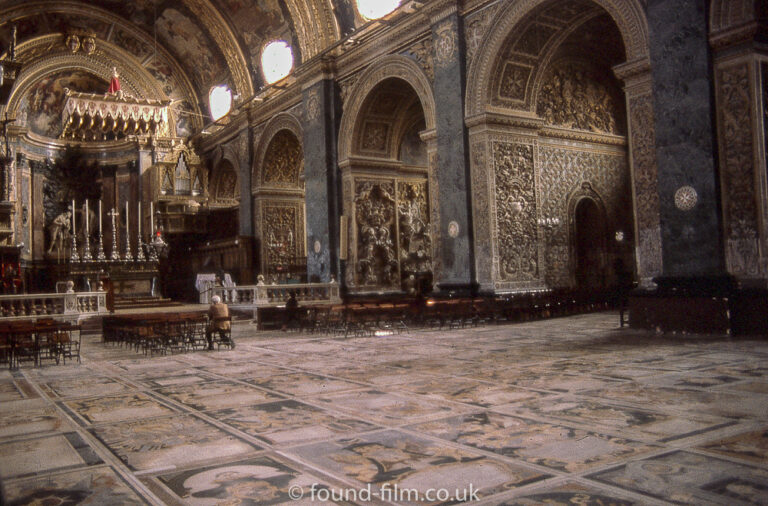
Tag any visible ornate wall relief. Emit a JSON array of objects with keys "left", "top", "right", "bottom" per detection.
[
  {"left": 397, "top": 181, "right": 432, "bottom": 277},
  {"left": 537, "top": 61, "right": 623, "bottom": 135},
  {"left": 627, "top": 93, "right": 662, "bottom": 280},
  {"left": 360, "top": 122, "right": 389, "bottom": 152},
  {"left": 493, "top": 141, "right": 539, "bottom": 282},
  {"left": 538, "top": 146, "right": 628, "bottom": 287},
  {"left": 717, "top": 62, "right": 760, "bottom": 277},
  {"left": 402, "top": 38, "right": 435, "bottom": 82},
  {"left": 263, "top": 204, "right": 303, "bottom": 268},
  {"left": 433, "top": 20, "right": 457, "bottom": 69},
  {"left": 354, "top": 180, "right": 398, "bottom": 287},
  {"left": 464, "top": 3, "right": 503, "bottom": 65},
  {"left": 470, "top": 140, "right": 493, "bottom": 286},
  {"left": 262, "top": 130, "right": 303, "bottom": 187},
  {"left": 498, "top": 63, "right": 533, "bottom": 102}
]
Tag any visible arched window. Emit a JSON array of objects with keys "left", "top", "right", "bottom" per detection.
[
  {"left": 261, "top": 41, "right": 293, "bottom": 84},
  {"left": 209, "top": 85, "right": 232, "bottom": 121},
  {"left": 356, "top": 0, "right": 400, "bottom": 19}
]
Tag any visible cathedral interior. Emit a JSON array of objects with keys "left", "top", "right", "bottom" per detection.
[{"left": 0, "top": 0, "right": 767, "bottom": 504}]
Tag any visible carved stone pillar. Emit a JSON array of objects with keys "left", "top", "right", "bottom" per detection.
[
  {"left": 300, "top": 59, "right": 341, "bottom": 283},
  {"left": 711, "top": 39, "right": 768, "bottom": 285},
  {"left": 428, "top": 0, "right": 475, "bottom": 294},
  {"left": 614, "top": 59, "right": 662, "bottom": 288}
]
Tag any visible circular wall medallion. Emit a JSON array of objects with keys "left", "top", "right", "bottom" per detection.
[
  {"left": 313, "top": 240, "right": 322, "bottom": 254},
  {"left": 448, "top": 221, "right": 459, "bottom": 238},
  {"left": 674, "top": 186, "right": 698, "bottom": 211},
  {"left": 305, "top": 90, "right": 320, "bottom": 123}
]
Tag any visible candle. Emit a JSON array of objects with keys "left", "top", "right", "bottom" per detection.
[
  {"left": 85, "top": 200, "right": 89, "bottom": 235},
  {"left": 138, "top": 201, "right": 141, "bottom": 241},
  {"left": 98, "top": 200, "right": 102, "bottom": 236},
  {"left": 125, "top": 201, "right": 129, "bottom": 236},
  {"left": 71, "top": 199, "right": 76, "bottom": 237},
  {"left": 150, "top": 201, "right": 154, "bottom": 236}
]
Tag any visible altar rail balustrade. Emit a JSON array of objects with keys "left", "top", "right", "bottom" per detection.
[
  {"left": 0, "top": 292, "right": 108, "bottom": 319},
  {"left": 210, "top": 282, "right": 341, "bottom": 307}
]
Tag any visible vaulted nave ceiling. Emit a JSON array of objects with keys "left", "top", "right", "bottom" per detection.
[{"left": 0, "top": 0, "right": 357, "bottom": 136}]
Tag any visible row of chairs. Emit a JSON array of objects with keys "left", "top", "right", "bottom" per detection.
[
  {"left": 102, "top": 312, "right": 233, "bottom": 356},
  {"left": 279, "top": 288, "right": 620, "bottom": 337},
  {"left": 0, "top": 318, "right": 81, "bottom": 368}
]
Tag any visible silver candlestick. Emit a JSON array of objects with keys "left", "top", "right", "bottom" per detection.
[
  {"left": 108, "top": 208, "right": 120, "bottom": 261},
  {"left": 123, "top": 201, "right": 133, "bottom": 262},
  {"left": 81, "top": 201, "right": 93, "bottom": 261}
]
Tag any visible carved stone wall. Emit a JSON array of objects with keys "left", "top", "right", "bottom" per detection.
[
  {"left": 628, "top": 92, "right": 663, "bottom": 282},
  {"left": 470, "top": 140, "right": 493, "bottom": 288},
  {"left": 492, "top": 141, "right": 539, "bottom": 283},
  {"left": 354, "top": 180, "right": 398, "bottom": 288},
  {"left": 717, "top": 61, "right": 761, "bottom": 278},
  {"left": 538, "top": 145, "right": 629, "bottom": 287},
  {"left": 537, "top": 61, "right": 624, "bottom": 135},
  {"left": 262, "top": 130, "right": 303, "bottom": 187},
  {"left": 262, "top": 203, "right": 304, "bottom": 270},
  {"left": 397, "top": 181, "right": 432, "bottom": 276}
]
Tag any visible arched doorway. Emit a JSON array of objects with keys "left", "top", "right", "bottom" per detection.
[
  {"left": 341, "top": 77, "right": 433, "bottom": 293},
  {"left": 574, "top": 198, "right": 607, "bottom": 289}
]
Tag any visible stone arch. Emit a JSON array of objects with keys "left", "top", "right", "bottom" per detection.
[
  {"left": 709, "top": 0, "right": 761, "bottom": 35},
  {"left": 338, "top": 54, "right": 436, "bottom": 166},
  {"left": 209, "top": 158, "right": 239, "bottom": 205},
  {"left": 466, "top": 0, "right": 649, "bottom": 117},
  {"left": 252, "top": 112, "right": 304, "bottom": 192}
]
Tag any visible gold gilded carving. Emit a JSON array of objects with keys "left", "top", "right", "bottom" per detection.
[
  {"left": 464, "top": 3, "right": 502, "bottom": 64},
  {"left": 305, "top": 89, "right": 320, "bottom": 123},
  {"left": 719, "top": 62, "right": 760, "bottom": 276},
  {"left": 355, "top": 181, "right": 397, "bottom": 287},
  {"left": 628, "top": 93, "right": 662, "bottom": 279},
  {"left": 262, "top": 130, "right": 303, "bottom": 186},
  {"left": 498, "top": 62, "right": 532, "bottom": 102},
  {"left": 361, "top": 122, "right": 389, "bottom": 152},
  {"left": 470, "top": 141, "right": 492, "bottom": 284},
  {"left": 433, "top": 20, "right": 457, "bottom": 68},
  {"left": 264, "top": 205, "right": 301, "bottom": 267},
  {"left": 398, "top": 182, "right": 432, "bottom": 276},
  {"left": 403, "top": 38, "right": 435, "bottom": 81},
  {"left": 538, "top": 146, "right": 628, "bottom": 286},
  {"left": 493, "top": 141, "right": 538, "bottom": 281},
  {"left": 537, "top": 62, "right": 622, "bottom": 134}
]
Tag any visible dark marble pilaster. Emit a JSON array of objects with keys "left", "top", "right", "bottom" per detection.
[
  {"left": 238, "top": 131, "right": 253, "bottom": 237},
  {"left": 647, "top": 0, "right": 723, "bottom": 277},
  {"left": 302, "top": 77, "right": 341, "bottom": 283},
  {"left": 430, "top": 4, "right": 475, "bottom": 294}
]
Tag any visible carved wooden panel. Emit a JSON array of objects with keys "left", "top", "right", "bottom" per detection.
[{"left": 493, "top": 141, "right": 539, "bottom": 281}]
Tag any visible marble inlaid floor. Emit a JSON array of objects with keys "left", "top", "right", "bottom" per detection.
[{"left": 1, "top": 312, "right": 767, "bottom": 505}]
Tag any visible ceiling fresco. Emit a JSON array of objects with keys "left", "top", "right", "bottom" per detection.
[
  {"left": 0, "top": 0, "right": 368, "bottom": 139},
  {"left": 17, "top": 70, "right": 108, "bottom": 138}
]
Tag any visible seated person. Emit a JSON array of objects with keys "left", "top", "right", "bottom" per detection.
[{"left": 206, "top": 295, "right": 235, "bottom": 349}]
